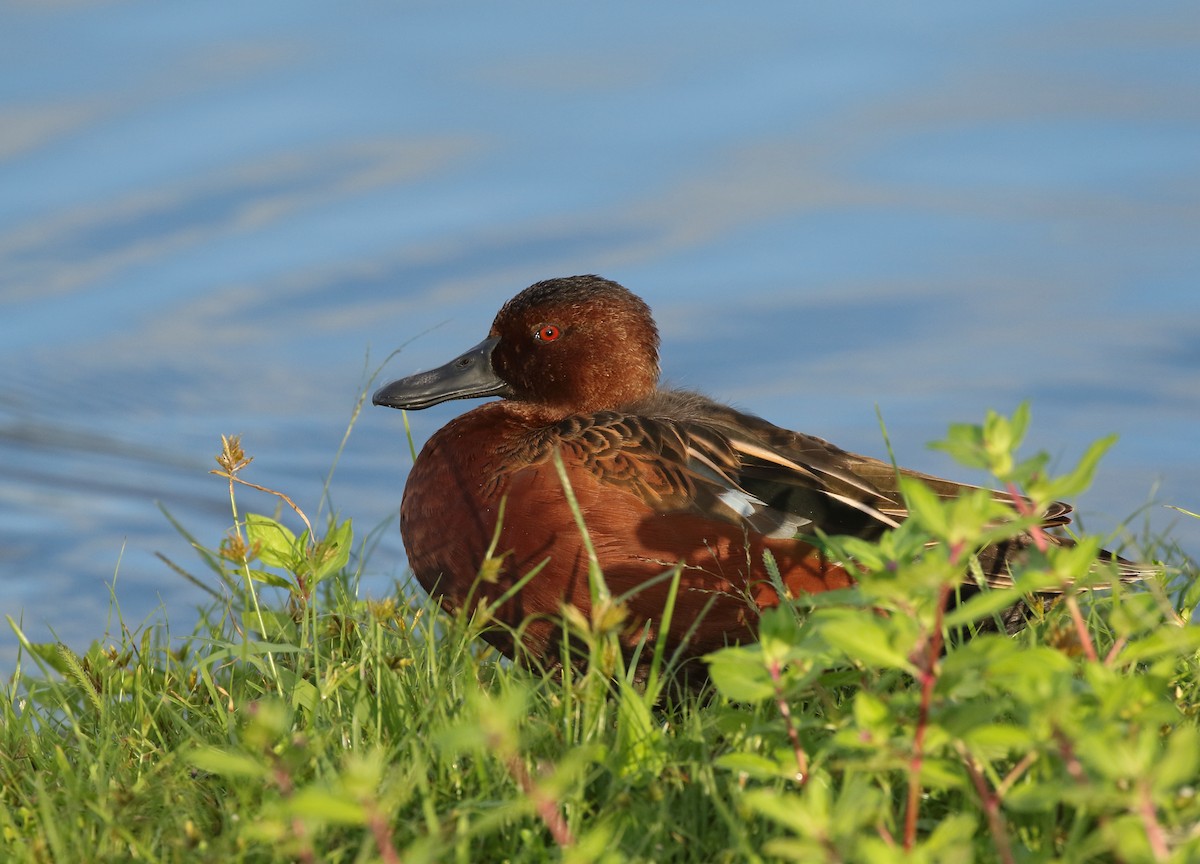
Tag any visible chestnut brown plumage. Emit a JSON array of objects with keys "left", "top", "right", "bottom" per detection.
[{"left": 374, "top": 276, "right": 1147, "bottom": 666}]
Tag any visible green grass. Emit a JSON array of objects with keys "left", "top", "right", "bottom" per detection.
[{"left": 2, "top": 407, "right": 1198, "bottom": 863}]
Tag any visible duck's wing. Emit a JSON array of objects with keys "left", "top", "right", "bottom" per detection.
[
  {"left": 545, "top": 409, "right": 770, "bottom": 529},
  {"left": 692, "top": 399, "right": 1154, "bottom": 586},
  {"left": 546, "top": 406, "right": 903, "bottom": 541},
  {"left": 690, "top": 396, "right": 1068, "bottom": 525},
  {"left": 548, "top": 394, "right": 1151, "bottom": 586}
]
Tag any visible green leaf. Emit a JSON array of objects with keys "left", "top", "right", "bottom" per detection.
[
  {"left": 706, "top": 646, "right": 775, "bottom": 702},
  {"left": 942, "top": 565, "right": 1064, "bottom": 630},
  {"left": 714, "top": 752, "right": 790, "bottom": 781},
  {"left": 435, "top": 722, "right": 489, "bottom": 755},
  {"left": 826, "top": 534, "right": 890, "bottom": 571},
  {"left": 919, "top": 756, "right": 967, "bottom": 790},
  {"left": 288, "top": 788, "right": 367, "bottom": 825},
  {"left": 985, "top": 646, "right": 1075, "bottom": 704},
  {"left": 899, "top": 478, "right": 949, "bottom": 539},
  {"left": 960, "top": 723, "right": 1034, "bottom": 760},
  {"left": 758, "top": 606, "right": 801, "bottom": 663},
  {"left": 307, "top": 519, "right": 354, "bottom": 584},
  {"left": 815, "top": 611, "right": 916, "bottom": 672},
  {"left": 941, "top": 585, "right": 1022, "bottom": 629},
  {"left": 245, "top": 513, "right": 297, "bottom": 568},
  {"left": 1034, "top": 434, "right": 1117, "bottom": 501},
  {"left": 1112, "top": 626, "right": 1200, "bottom": 664},
  {"left": 189, "top": 747, "right": 270, "bottom": 780},
  {"left": 245, "top": 568, "right": 293, "bottom": 589},
  {"left": 744, "top": 788, "right": 821, "bottom": 836},
  {"left": 929, "top": 422, "right": 989, "bottom": 471},
  {"left": 921, "top": 813, "right": 977, "bottom": 863},
  {"left": 1003, "top": 401, "right": 1031, "bottom": 452},
  {"left": 1153, "top": 724, "right": 1200, "bottom": 794},
  {"left": 929, "top": 403, "right": 1038, "bottom": 482},
  {"left": 852, "top": 691, "right": 890, "bottom": 730},
  {"left": 982, "top": 403, "right": 1030, "bottom": 480},
  {"left": 1103, "top": 813, "right": 1161, "bottom": 864}
]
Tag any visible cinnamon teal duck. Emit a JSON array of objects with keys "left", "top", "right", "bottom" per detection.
[{"left": 373, "top": 275, "right": 1146, "bottom": 667}]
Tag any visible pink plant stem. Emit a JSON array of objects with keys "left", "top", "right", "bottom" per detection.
[
  {"left": 1138, "top": 782, "right": 1170, "bottom": 861},
  {"left": 1052, "top": 728, "right": 1088, "bottom": 785},
  {"left": 1103, "top": 636, "right": 1128, "bottom": 667},
  {"left": 367, "top": 804, "right": 402, "bottom": 864},
  {"left": 958, "top": 744, "right": 1015, "bottom": 864},
  {"left": 904, "top": 583, "right": 951, "bottom": 850},
  {"left": 1005, "top": 482, "right": 1048, "bottom": 552},
  {"left": 505, "top": 753, "right": 576, "bottom": 848},
  {"left": 269, "top": 758, "right": 315, "bottom": 864},
  {"left": 1006, "top": 481, "right": 1100, "bottom": 662},
  {"left": 1063, "top": 593, "right": 1099, "bottom": 663},
  {"left": 769, "top": 657, "right": 809, "bottom": 784}
]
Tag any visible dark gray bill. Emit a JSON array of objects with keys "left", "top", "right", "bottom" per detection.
[{"left": 372, "top": 335, "right": 511, "bottom": 410}]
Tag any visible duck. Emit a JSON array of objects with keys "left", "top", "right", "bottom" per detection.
[{"left": 373, "top": 275, "right": 1143, "bottom": 668}]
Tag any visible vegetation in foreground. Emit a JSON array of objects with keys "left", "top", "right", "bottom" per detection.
[{"left": 2, "top": 406, "right": 1198, "bottom": 863}]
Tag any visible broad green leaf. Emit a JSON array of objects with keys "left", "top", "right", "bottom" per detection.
[
  {"left": 816, "top": 611, "right": 916, "bottom": 672},
  {"left": 982, "top": 403, "right": 1031, "bottom": 479},
  {"left": 245, "top": 513, "right": 297, "bottom": 568},
  {"left": 1153, "top": 724, "right": 1200, "bottom": 793},
  {"left": 1104, "top": 814, "right": 1162, "bottom": 864},
  {"left": 899, "top": 478, "right": 949, "bottom": 539},
  {"left": 245, "top": 568, "right": 293, "bottom": 589},
  {"left": 921, "top": 813, "right": 977, "bottom": 863},
  {"left": 941, "top": 585, "right": 1022, "bottom": 629},
  {"left": 960, "top": 723, "right": 1034, "bottom": 759},
  {"left": 852, "top": 691, "right": 890, "bottom": 730},
  {"left": 714, "top": 752, "right": 789, "bottom": 781},
  {"left": 288, "top": 788, "right": 367, "bottom": 825},
  {"left": 824, "top": 534, "right": 890, "bottom": 572},
  {"left": 929, "top": 422, "right": 989, "bottom": 470},
  {"left": 758, "top": 606, "right": 801, "bottom": 662},
  {"left": 1116, "top": 626, "right": 1200, "bottom": 664},
  {"left": 1007, "top": 451, "right": 1050, "bottom": 488},
  {"left": 435, "top": 722, "right": 489, "bottom": 754},
  {"left": 1034, "top": 435, "right": 1117, "bottom": 501},
  {"left": 745, "top": 788, "right": 821, "bottom": 835},
  {"left": 706, "top": 646, "right": 774, "bottom": 701},
  {"left": 919, "top": 756, "right": 967, "bottom": 790},
  {"left": 309, "top": 518, "right": 353, "bottom": 583},
  {"left": 189, "top": 747, "right": 270, "bottom": 780}
]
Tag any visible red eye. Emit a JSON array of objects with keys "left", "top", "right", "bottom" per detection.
[{"left": 535, "top": 324, "right": 561, "bottom": 342}]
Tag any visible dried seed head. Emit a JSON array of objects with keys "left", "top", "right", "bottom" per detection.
[{"left": 214, "top": 434, "right": 253, "bottom": 475}]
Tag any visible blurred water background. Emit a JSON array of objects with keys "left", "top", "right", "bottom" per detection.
[{"left": 2, "top": 1, "right": 1198, "bottom": 672}]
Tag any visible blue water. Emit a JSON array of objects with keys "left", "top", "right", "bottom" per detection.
[{"left": 2, "top": 1, "right": 1198, "bottom": 672}]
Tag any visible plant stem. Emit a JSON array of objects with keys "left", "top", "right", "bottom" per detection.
[
  {"left": 768, "top": 658, "right": 808, "bottom": 784},
  {"left": 1138, "top": 781, "right": 1169, "bottom": 862},
  {"left": 904, "top": 582, "right": 950, "bottom": 850},
  {"left": 956, "top": 742, "right": 1015, "bottom": 864},
  {"left": 504, "top": 753, "right": 575, "bottom": 848}
]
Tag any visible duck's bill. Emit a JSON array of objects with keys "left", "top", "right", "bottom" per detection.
[{"left": 373, "top": 335, "right": 512, "bottom": 410}]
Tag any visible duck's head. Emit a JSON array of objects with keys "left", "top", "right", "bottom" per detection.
[{"left": 373, "top": 275, "right": 661, "bottom": 417}]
